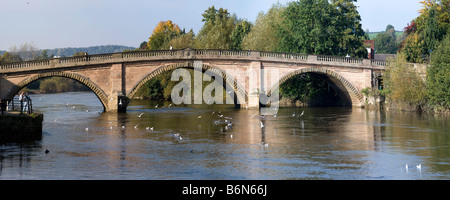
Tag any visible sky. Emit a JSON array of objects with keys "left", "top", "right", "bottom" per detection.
[{"left": 0, "top": 0, "right": 424, "bottom": 50}]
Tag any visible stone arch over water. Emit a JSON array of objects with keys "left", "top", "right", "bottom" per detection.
[
  {"left": 268, "top": 68, "right": 364, "bottom": 107},
  {"left": 7, "top": 71, "right": 109, "bottom": 111},
  {"left": 127, "top": 61, "right": 248, "bottom": 107}
]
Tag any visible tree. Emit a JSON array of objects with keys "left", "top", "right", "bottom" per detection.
[
  {"left": 0, "top": 52, "right": 22, "bottom": 63},
  {"left": 384, "top": 54, "right": 427, "bottom": 109},
  {"left": 139, "top": 41, "right": 148, "bottom": 50},
  {"left": 277, "top": 0, "right": 367, "bottom": 57},
  {"left": 400, "top": 0, "right": 450, "bottom": 63},
  {"left": 196, "top": 6, "right": 236, "bottom": 49},
  {"left": 428, "top": 31, "right": 450, "bottom": 109},
  {"left": 230, "top": 20, "right": 252, "bottom": 50},
  {"left": 374, "top": 25, "right": 398, "bottom": 54},
  {"left": 148, "top": 20, "right": 181, "bottom": 50},
  {"left": 331, "top": 0, "right": 368, "bottom": 57},
  {"left": 242, "top": 3, "right": 285, "bottom": 51},
  {"left": 168, "top": 29, "right": 196, "bottom": 49}
]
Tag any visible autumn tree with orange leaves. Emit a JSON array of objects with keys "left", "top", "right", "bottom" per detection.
[
  {"left": 400, "top": 0, "right": 450, "bottom": 63},
  {"left": 147, "top": 20, "right": 182, "bottom": 50}
]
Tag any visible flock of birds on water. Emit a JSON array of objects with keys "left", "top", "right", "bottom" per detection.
[
  {"left": 41, "top": 101, "right": 424, "bottom": 175},
  {"left": 59, "top": 102, "right": 309, "bottom": 149}
]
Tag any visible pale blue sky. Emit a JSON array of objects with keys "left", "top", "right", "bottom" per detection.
[{"left": 0, "top": 0, "right": 423, "bottom": 50}]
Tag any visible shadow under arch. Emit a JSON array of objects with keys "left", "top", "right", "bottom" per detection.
[
  {"left": 5, "top": 71, "right": 109, "bottom": 111},
  {"left": 127, "top": 61, "right": 248, "bottom": 107},
  {"left": 267, "top": 68, "right": 364, "bottom": 107}
]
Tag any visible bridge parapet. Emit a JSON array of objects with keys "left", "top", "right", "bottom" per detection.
[{"left": 0, "top": 49, "right": 390, "bottom": 73}]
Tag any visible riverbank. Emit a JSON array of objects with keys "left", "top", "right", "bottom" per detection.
[
  {"left": 363, "top": 93, "right": 450, "bottom": 115},
  {"left": 0, "top": 112, "right": 43, "bottom": 143}
]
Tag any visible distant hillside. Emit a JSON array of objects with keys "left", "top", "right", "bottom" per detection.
[
  {"left": 44, "top": 45, "right": 136, "bottom": 57},
  {"left": 368, "top": 31, "right": 404, "bottom": 40}
]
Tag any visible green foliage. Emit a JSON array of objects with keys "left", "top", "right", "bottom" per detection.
[
  {"left": 0, "top": 52, "right": 22, "bottom": 63},
  {"left": 374, "top": 25, "right": 399, "bottom": 54},
  {"left": 135, "top": 68, "right": 230, "bottom": 102},
  {"left": 277, "top": 0, "right": 367, "bottom": 58},
  {"left": 230, "top": 20, "right": 252, "bottom": 50},
  {"left": 241, "top": 4, "right": 285, "bottom": 51},
  {"left": 280, "top": 74, "right": 341, "bottom": 106},
  {"left": 384, "top": 54, "right": 427, "bottom": 109},
  {"left": 168, "top": 29, "right": 196, "bottom": 49},
  {"left": 39, "top": 77, "right": 89, "bottom": 93},
  {"left": 196, "top": 6, "right": 236, "bottom": 49},
  {"left": 400, "top": 1, "right": 450, "bottom": 63},
  {"left": 428, "top": 32, "right": 450, "bottom": 108}
]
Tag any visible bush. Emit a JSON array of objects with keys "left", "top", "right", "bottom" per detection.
[{"left": 384, "top": 54, "right": 427, "bottom": 110}]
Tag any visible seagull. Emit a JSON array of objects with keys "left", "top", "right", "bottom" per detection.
[
  {"left": 260, "top": 121, "right": 264, "bottom": 128},
  {"left": 299, "top": 111, "right": 304, "bottom": 116},
  {"left": 417, "top": 164, "right": 422, "bottom": 170},
  {"left": 292, "top": 112, "right": 295, "bottom": 117},
  {"left": 134, "top": 124, "right": 139, "bottom": 129},
  {"left": 138, "top": 112, "right": 144, "bottom": 117},
  {"left": 146, "top": 127, "right": 154, "bottom": 131},
  {"left": 273, "top": 114, "right": 277, "bottom": 118},
  {"left": 121, "top": 125, "right": 126, "bottom": 129},
  {"left": 173, "top": 133, "right": 183, "bottom": 141},
  {"left": 198, "top": 115, "right": 202, "bottom": 119},
  {"left": 85, "top": 127, "right": 89, "bottom": 131},
  {"left": 155, "top": 104, "right": 159, "bottom": 108},
  {"left": 168, "top": 103, "right": 172, "bottom": 107},
  {"left": 110, "top": 126, "right": 113, "bottom": 130}
]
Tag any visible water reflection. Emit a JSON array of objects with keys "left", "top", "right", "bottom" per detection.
[{"left": 0, "top": 92, "right": 449, "bottom": 180}]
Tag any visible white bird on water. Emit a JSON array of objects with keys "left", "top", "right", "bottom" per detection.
[
  {"left": 138, "top": 112, "right": 144, "bottom": 118},
  {"left": 292, "top": 112, "right": 295, "bottom": 117},
  {"left": 146, "top": 127, "right": 154, "bottom": 131},
  {"left": 173, "top": 133, "right": 183, "bottom": 142},
  {"left": 300, "top": 111, "right": 304, "bottom": 116},
  {"left": 260, "top": 121, "right": 264, "bottom": 128}
]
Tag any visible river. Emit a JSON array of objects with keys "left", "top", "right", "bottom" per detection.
[{"left": 0, "top": 91, "right": 449, "bottom": 180}]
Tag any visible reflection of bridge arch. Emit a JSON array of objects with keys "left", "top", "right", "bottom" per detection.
[
  {"left": 7, "top": 71, "right": 109, "bottom": 111},
  {"left": 269, "top": 68, "right": 364, "bottom": 106},
  {"left": 127, "top": 61, "right": 248, "bottom": 106}
]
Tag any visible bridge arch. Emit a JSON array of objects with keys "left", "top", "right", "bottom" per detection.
[
  {"left": 6, "top": 71, "right": 109, "bottom": 111},
  {"left": 269, "top": 68, "right": 364, "bottom": 107},
  {"left": 127, "top": 61, "right": 248, "bottom": 106}
]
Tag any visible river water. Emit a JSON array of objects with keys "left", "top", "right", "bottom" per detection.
[{"left": 0, "top": 91, "right": 449, "bottom": 180}]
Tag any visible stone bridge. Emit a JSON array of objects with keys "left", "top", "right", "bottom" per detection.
[{"left": 0, "top": 48, "right": 387, "bottom": 112}]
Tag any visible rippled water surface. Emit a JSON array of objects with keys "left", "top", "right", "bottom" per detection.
[{"left": 1, "top": 92, "right": 449, "bottom": 180}]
